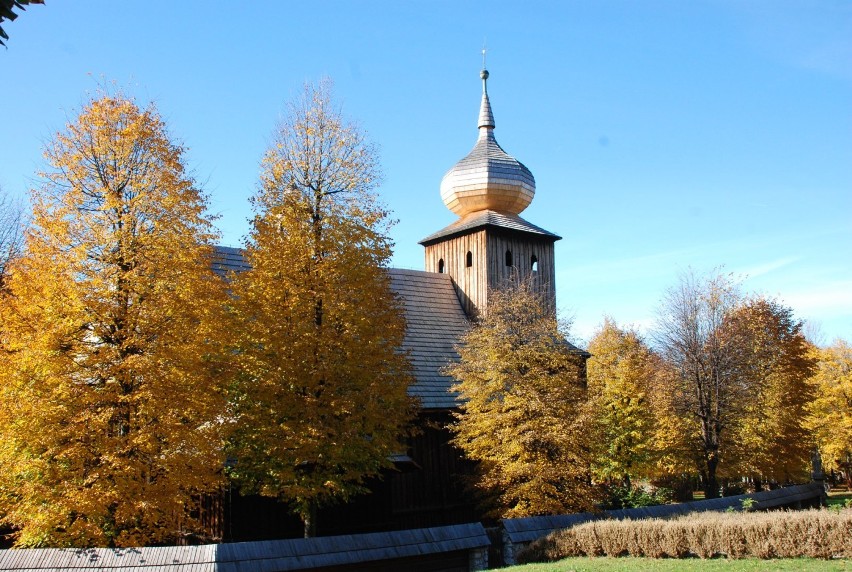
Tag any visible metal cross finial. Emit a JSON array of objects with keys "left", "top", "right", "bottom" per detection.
[{"left": 480, "top": 42, "right": 489, "bottom": 87}]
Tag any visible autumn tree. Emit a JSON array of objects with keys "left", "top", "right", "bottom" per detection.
[
  {"left": 653, "top": 270, "right": 746, "bottom": 498},
  {"left": 806, "top": 339, "right": 852, "bottom": 484},
  {"left": 0, "top": 94, "right": 229, "bottom": 547},
  {"left": 587, "top": 318, "right": 658, "bottom": 487},
  {"left": 0, "top": 186, "right": 26, "bottom": 289},
  {"left": 447, "top": 279, "right": 595, "bottom": 518},
  {"left": 724, "top": 297, "right": 816, "bottom": 485},
  {"left": 227, "top": 80, "right": 413, "bottom": 538},
  {"left": 646, "top": 358, "right": 701, "bottom": 497}
]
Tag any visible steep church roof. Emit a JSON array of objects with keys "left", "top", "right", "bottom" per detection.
[
  {"left": 388, "top": 269, "right": 468, "bottom": 410},
  {"left": 212, "top": 248, "right": 466, "bottom": 410}
]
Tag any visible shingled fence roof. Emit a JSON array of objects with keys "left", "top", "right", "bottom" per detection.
[{"left": 0, "top": 522, "right": 491, "bottom": 572}]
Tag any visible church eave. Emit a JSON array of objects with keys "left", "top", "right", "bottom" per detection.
[{"left": 419, "top": 210, "right": 562, "bottom": 246}]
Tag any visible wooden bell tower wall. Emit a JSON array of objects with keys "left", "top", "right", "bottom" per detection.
[
  {"left": 423, "top": 229, "right": 487, "bottom": 317},
  {"left": 423, "top": 228, "right": 556, "bottom": 318}
]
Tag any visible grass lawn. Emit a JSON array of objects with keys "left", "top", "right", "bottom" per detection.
[
  {"left": 827, "top": 490, "right": 852, "bottom": 509},
  {"left": 510, "top": 557, "right": 852, "bottom": 571}
]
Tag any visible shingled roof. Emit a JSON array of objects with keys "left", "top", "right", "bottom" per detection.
[
  {"left": 419, "top": 209, "right": 561, "bottom": 246},
  {"left": 211, "top": 247, "right": 466, "bottom": 410},
  {"left": 211, "top": 245, "right": 250, "bottom": 277},
  {"left": 388, "top": 269, "right": 468, "bottom": 410}
]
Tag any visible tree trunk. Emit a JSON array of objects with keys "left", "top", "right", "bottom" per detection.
[
  {"left": 704, "top": 453, "right": 720, "bottom": 499},
  {"left": 302, "top": 503, "right": 317, "bottom": 538}
]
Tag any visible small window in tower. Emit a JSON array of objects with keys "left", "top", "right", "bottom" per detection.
[
  {"left": 505, "top": 250, "right": 513, "bottom": 267},
  {"left": 438, "top": 258, "right": 445, "bottom": 274},
  {"left": 466, "top": 251, "right": 473, "bottom": 268},
  {"left": 531, "top": 254, "right": 539, "bottom": 272}
]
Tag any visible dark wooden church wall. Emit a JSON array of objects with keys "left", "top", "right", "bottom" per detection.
[
  {"left": 389, "top": 411, "right": 479, "bottom": 527},
  {"left": 212, "top": 411, "right": 479, "bottom": 542}
]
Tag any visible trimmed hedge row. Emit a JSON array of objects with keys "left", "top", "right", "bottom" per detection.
[{"left": 517, "top": 508, "right": 852, "bottom": 563}]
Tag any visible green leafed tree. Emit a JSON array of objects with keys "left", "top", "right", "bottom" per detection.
[
  {"left": 0, "top": 94, "right": 230, "bottom": 547},
  {"left": 587, "top": 317, "right": 658, "bottom": 487},
  {"left": 447, "top": 279, "right": 595, "bottom": 518},
  {"left": 227, "top": 79, "right": 414, "bottom": 538}
]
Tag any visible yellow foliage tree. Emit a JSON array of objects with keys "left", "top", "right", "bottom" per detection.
[
  {"left": 228, "top": 80, "right": 413, "bottom": 537},
  {"left": 655, "top": 273, "right": 819, "bottom": 497},
  {"left": 0, "top": 95, "right": 229, "bottom": 547},
  {"left": 447, "top": 280, "right": 595, "bottom": 518},
  {"left": 646, "top": 359, "right": 701, "bottom": 492},
  {"left": 654, "top": 270, "right": 747, "bottom": 498},
  {"left": 723, "top": 297, "right": 816, "bottom": 485},
  {"left": 587, "top": 318, "right": 658, "bottom": 487},
  {"left": 806, "top": 339, "right": 852, "bottom": 480},
  {"left": 0, "top": 186, "right": 26, "bottom": 289}
]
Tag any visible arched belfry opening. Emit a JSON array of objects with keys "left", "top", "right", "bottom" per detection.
[
  {"left": 420, "top": 66, "right": 560, "bottom": 317},
  {"left": 438, "top": 258, "right": 445, "bottom": 273}
]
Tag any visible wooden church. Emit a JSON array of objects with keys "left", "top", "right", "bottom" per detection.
[{"left": 212, "top": 67, "right": 570, "bottom": 540}]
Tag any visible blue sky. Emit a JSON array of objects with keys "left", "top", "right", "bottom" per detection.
[{"left": 2, "top": 1, "right": 850, "bottom": 344}]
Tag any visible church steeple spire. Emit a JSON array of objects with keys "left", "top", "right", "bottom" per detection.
[
  {"left": 439, "top": 67, "right": 536, "bottom": 217},
  {"left": 478, "top": 68, "right": 495, "bottom": 130},
  {"left": 422, "top": 63, "right": 560, "bottom": 318}
]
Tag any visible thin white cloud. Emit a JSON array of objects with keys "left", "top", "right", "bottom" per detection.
[
  {"left": 735, "top": 257, "right": 800, "bottom": 279},
  {"left": 777, "top": 281, "right": 852, "bottom": 315}
]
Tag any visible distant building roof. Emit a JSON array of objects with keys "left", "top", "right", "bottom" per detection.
[
  {"left": 419, "top": 209, "right": 561, "bottom": 246},
  {"left": 211, "top": 247, "right": 466, "bottom": 410},
  {"left": 211, "top": 245, "right": 250, "bottom": 277}
]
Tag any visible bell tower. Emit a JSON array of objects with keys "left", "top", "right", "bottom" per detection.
[{"left": 420, "top": 67, "right": 561, "bottom": 317}]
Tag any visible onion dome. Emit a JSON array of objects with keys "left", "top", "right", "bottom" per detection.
[{"left": 440, "top": 69, "right": 536, "bottom": 217}]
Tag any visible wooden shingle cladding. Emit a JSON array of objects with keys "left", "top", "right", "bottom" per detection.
[
  {"left": 388, "top": 269, "right": 469, "bottom": 410},
  {"left": 0, "top": 544, "right": 217, "bottom": 571}
]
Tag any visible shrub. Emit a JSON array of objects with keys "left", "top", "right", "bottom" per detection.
[
  {"left": 598, "top": 484, "right": 674, "bottom": 509},
  {"left": 517, "top": 508, "right": 852, "bottom": 563}
]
